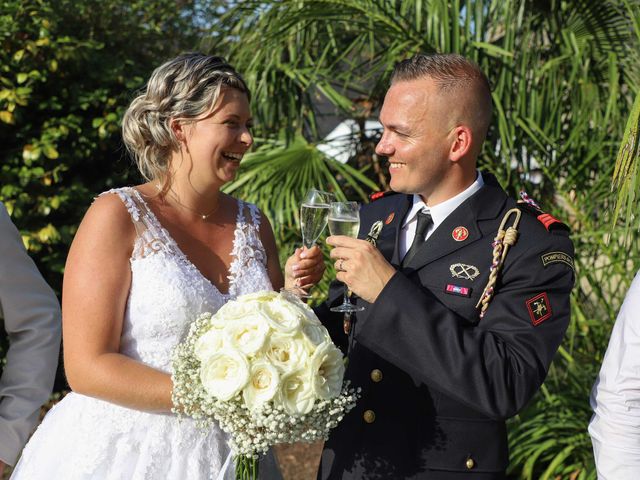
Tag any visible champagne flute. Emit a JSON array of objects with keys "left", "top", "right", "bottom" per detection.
[
  {"left": 300, "top": 189, "right": 332, "bottom": 250},
  {"left": 286, "top": 189, "right": 332, "bottom": 298},
  {"left": 329, "top": 201, "right": 365, "bottom": 313}
]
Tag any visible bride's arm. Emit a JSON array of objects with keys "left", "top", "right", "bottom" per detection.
[
  {"left": 257, "top": 214, "right": 285, "bottom": 290},
  {"left": 62, "top": 194, "right": 173, "bottom": 413}
]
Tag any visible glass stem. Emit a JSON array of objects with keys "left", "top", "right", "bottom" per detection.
[{"left": 343, "top": 286, "right": 350, "bottom": 305}]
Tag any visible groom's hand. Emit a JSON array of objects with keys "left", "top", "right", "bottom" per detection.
[{"left": 327, "top": 235, "right": 396, "bottom": 303}]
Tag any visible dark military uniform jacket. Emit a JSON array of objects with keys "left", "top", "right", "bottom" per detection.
[{"left": 315, "top": 174, "right": 575, "bottom": 480}]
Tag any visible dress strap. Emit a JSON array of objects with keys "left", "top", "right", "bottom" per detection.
[
  {"left": 99, "top": 187, "right": 172, "bottom": 259},
  {"left": 247, "top": 203, "right": 261, "bottom": 229},
  {"left": 99, "top": 187, "right": 142, "bottom": 222}
]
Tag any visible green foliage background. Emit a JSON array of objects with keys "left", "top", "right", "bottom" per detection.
[{"left": 2, "top": 0, "right": 640, "bottom": 478}]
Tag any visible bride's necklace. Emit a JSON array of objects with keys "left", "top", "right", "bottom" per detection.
[{"left": 157, "top": 184, "right": 220, "bottom": 221}]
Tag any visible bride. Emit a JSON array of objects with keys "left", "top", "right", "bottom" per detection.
[{"left": 11, "top": 53, "right": 324, "bottom": 479}]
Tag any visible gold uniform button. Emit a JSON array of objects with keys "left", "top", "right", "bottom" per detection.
[
  {"left": 465, "top": 458, "right": 475, "bottom": 470},
  {"left": 363, "top": 410, "right": 376, "bottom": 423},
  {"left": 370, "top": 369, "right": 383, "bottom": 382}
]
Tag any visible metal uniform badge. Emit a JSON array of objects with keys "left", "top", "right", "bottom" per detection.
[
  {"left": 449, "top": 263, "right": 480, "bottom": 280},
  {"left": 385, "top": 213, "right": 395, "bottom": 225},
  {"left": 452, "top": 226, "right": 469, "bottom": 241},
  {"left": 365, "top": 220, "right": 384, "bottom": 246}
]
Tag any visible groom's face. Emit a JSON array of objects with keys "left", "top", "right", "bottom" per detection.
[{"left": 375, "top": 77, "right": 455, "bottom": 204}]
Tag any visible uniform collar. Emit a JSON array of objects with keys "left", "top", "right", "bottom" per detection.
[{"left": 402, "top": 171, "right": 485, "bottom": 231}]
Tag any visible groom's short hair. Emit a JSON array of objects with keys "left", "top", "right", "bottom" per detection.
[{"left": 391, "top": 53, "right": 493, "bottom": 142}]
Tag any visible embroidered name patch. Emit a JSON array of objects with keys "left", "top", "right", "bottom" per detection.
[
  {"left": 541, "top": 252, "right": 574, "bottom": 271},
  {"left": 526, "top": 292, "right": 552, "bottom": 326},
  {"left": 445, "top": 284, "right": 471, "bottom": 297}
]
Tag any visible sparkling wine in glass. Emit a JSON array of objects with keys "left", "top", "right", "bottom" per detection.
[
  {"left": 329, "top": 201, "right": 364, "bottom": 313},
  {"left": 300, "top": 192, "right": 331, "bottom": 249},
  {"left": 285, "top": 189, "right": 332, "bottom": 299}
]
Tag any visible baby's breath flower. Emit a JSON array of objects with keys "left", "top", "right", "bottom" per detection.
[{"left": 171, "top": 291, "right": 360, "bottom": 459}]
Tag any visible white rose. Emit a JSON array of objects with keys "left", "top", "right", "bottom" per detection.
[
  {"left": 280, "top": 291, "right": 323, "bottom": 326},
  {"left": 301, "top": 322, "right": 331, "bottom": 348},
  {"left": 224, "top": 315, "right": 270, "bottom": 356},
  {"left": 278, "top": 369, "right": 315, "bottom": 415},
  {"left": 239, "top": 290, "right": 279, "bottom": 303},
  {"left": 261, "top": 297, "right": 303, "bottom": 334},
  {"left": 309, "top": 342, "right": 345, "bottom": 400},
  {"left": 200, "top": 349, "right": 250, "bottom": 401},
  {"left": 263, "top": 332, "right": 310, "bottom": 373},
  {"left": 242, "top": 360, "right": 280, "bottom": 410},
  {"left": 194, "top": 328, "right": 225, "bottom": 363},
  {"left": 215, "top": 299, "right": 257, "bottom": 322}
]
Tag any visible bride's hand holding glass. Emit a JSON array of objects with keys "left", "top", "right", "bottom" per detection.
[{"left": 283, "top": 246, "right": 325, "bottom": 293}]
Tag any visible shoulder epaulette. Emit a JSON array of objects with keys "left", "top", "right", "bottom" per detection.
[
  {"left": 369, "top": 190, "right": 398, "bottom": 201},
  {"left": 516, "top": 192, "right": 570, "bottom": 233}
]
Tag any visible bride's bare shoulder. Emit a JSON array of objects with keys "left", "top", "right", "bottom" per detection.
[{"left": 70, "top": 189, "right": 138, "bottom": 258}]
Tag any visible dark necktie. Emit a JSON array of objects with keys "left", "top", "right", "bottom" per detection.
[{"left": 402, "top": 210, "right": 432, "bottom": 266}]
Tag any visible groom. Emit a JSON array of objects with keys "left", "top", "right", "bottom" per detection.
[{"left": 315, "top": 54, "right": 575, "bottom": 479}]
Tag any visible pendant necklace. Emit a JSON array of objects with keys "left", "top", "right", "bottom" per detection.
[{"left": 157, "top": 184, "right": 220, "bottom": 220}]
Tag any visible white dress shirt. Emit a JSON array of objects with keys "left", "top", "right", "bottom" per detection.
[
  {"left": 399, "top": 172, "right": 484, "bottom": 259},
  {"left": 589, "top": 271, "right": 640, "bottom": 479}
]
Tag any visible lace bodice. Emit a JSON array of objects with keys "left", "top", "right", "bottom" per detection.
[{"left": 107, "top": 187, "right": 273, "bottom": 372}]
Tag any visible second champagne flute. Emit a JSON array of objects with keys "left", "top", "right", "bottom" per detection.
[{"left": 328, "top": 201, "right": 364, "bottom": 313}]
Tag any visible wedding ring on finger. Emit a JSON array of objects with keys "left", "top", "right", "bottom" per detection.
[{"left": 338, "top": 259, "right": 345, "bottom": 272}]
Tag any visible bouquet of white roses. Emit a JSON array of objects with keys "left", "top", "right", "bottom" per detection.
[{"left": 171, "top": 290, "right": 359, "bottom": 480}]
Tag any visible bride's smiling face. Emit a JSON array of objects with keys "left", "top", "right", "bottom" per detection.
[{"left": 179, "top": 87, "right": 253, "bottom": 188}]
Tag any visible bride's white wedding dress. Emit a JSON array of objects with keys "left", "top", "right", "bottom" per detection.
[{"left": 11, "top": 188, "right": 283, "bottom": 479}]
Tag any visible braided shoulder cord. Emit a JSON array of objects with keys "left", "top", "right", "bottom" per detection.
[{"left": 475, "top": 208, "right": 521, "bottom": 319}]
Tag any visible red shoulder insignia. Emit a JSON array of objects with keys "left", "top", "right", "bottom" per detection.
[
  {"left": 537, "top": 213, "right": 563, "bottom": 231},
  {"left": 369, "top": 190, "right": 398, "bottom": 201}
]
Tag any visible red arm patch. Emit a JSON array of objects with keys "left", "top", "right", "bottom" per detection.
[{"left": 526, "top": 292, "right": 552, "bottom": 326}]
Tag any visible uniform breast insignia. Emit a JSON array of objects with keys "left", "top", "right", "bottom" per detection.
[
  {"left": 365, "top": 221, "right": 384, "bottom": 247},
  {"left": 449, "top": 263, "right": 480, "bottom": 281},
  {"left": 445, "top": 284, "right": 472, "bottom": 297},
  {"left": 526, "top": 292, "right": 552, "bottom": 326},
  {"left": 541, "top": 251, "right": 575, "bottom": 272},
  {"left": 452, "top": 226, "right": 469, "bottom": 241},
  {"left": 385, "top": 212, "right": 395, "bottom": 225}
]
